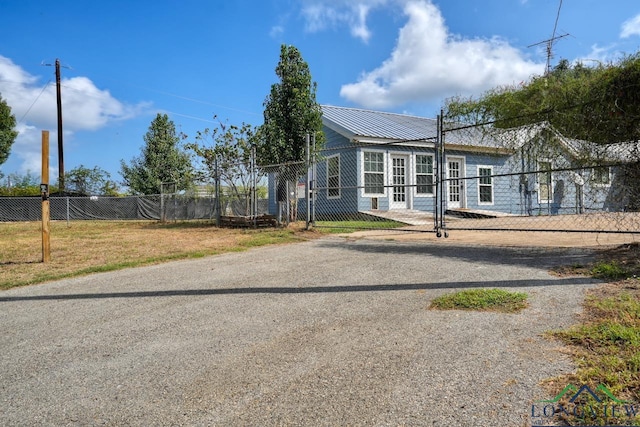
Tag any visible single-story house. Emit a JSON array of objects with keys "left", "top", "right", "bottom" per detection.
[
  {"left": 502, "top": 123, "right": 639, "bottom": 214},
  {"left": 268, "top": 105, "right": 638, "bottom": 220}
]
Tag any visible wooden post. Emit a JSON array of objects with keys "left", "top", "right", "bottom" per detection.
[{"left": 42, "top": 131, "right": 51, "bottom": 263}]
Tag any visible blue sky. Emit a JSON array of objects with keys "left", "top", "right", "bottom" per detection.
[{"left": 1, "top": 0, "right": 640, "bottom": 185}]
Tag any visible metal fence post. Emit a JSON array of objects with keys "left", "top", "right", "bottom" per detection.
[
  {"left": 306, "top": 133, "right": 311, "bottom": 230},
  {"left": 252, "top": 145, "right": 258, "bottom": 228},
  {"left": 436, "top": 112, "right": 448, "bottom": 238},
  {"left": 434, "top": 114, "right": 440, "bottom": 233},
  {"left": 215, "top": 156, "right": 221, "bottom": 226},
  {"left": 160, "top": 186, "right": 165, "bottom": 223},
  {"left": 311, "top": 133, "right": 316, "bottom": 226}
]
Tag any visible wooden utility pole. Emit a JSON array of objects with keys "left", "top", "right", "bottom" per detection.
[
  {"left": 41, "top": 131, "right": 51, "bottom": 263},
  {"left": 55, "top": 59, "right": 65, "bottom": 193}
]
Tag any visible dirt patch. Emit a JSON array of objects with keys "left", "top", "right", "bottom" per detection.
[
  {"left": 342, "top": 228, "right": 640, "bottom": 248},
  {"left": 551, "top": 242, "right": 640, "bottom": 277},
  {"left": 594, "top": 242, "right": 640, "bottom": 275},
  {"left": 586, "top": 278, "right": 640, "bottom": 304},
  {"left": 341, "top": 211, "right": 640, "bottom": 248}
]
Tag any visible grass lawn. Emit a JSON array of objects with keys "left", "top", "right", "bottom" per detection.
[
  {"left": 427, "top": 243, "right": 640, "bottom": 426},
  {"left": 313, "top": 219, "right": 405, "bottom": 233},
  {"left": 0, "top": 220, "right": 320, "bottom": 290},
  {"left": 543, "top": 243, "right": 640, "bottom": 426},
  {"left": 429, "top": 288, "right": 528, "bottom": 313}
]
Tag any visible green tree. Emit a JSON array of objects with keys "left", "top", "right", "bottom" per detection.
[
  {"left": 0, "top": 94, "right": 19, "bottom": 169},
  {"left": 257, "top": 44, "right": 324, "bottom": 165},
  {"left": 445, "top": 54, "right": 640, "bottom": 211},
  {"left": 65, "top": 165, "right": 119, "bottom": 196},
  {"left": 444, "top": 53, "right": 640, "bottom": 145},
  {"left": 188, "top": 119, "right": 262, "bottom": 213},
  {"left": 120, "top": 113, "right": 193, "bottom": 195},
  {"left": 0, "top": 171, "right": 51, "bottom": 196}
]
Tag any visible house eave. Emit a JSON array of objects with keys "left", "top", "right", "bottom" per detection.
[
  {"left": 350, "top": 138, "right": 513, "bottom": 155},
  {"left": 352, "top": 137, "right": 435, "bottom": 148},
  {"left": 444, "top": 143, "right": 514, "bottom": 155},
  {"left": 322, "top": 117, "right": 357, "bottom": 140}
]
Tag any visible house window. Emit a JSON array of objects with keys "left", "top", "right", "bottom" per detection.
[
  {"left": 478, "top": 166, "right": 493, "bottom": 204},
  {"left": 416, "top": 154, "right": 434, "bottom": 195},
  {"left": 538, "top": 161, "right": 553, "bottom": 202},
  {"left": 327, "top": 155, "right": 340, "bottom": 198},
  {"left": 591, "top": 166, "right": 611, "bottom": 186},
  {"left": 364, "top": 151, "right": 384, "bottom": 195}
]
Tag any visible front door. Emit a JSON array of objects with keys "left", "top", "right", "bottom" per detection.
[
  {"left": 390, "top": 155, "right": 409, "bottom": 210},
  {"left": 447, "top": 157, "right": 465, "bottom": 209}
]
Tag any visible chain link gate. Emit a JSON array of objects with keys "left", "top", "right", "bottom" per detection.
[{"left": 303, "top": 110, "right": 640, "bottom": 237}]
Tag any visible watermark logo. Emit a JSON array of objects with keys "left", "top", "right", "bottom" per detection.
[{"left": 531, "top": 384, "right": 638, "bottom": 426}]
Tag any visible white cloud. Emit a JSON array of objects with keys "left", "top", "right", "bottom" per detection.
[
  {"left": 621, "top": 14, "right": 640, "bottom": 38},
  {"left": 339, "top": 0, "right": 544, "bottom": 109},
  {"left": 576, "top": 44, "right": 619, "bottom": 66},
  {"left": 301, "top": 0, "right": 389, "bottom": 43},
  {"left": 10, "top": 124, "right": 54, "bottom": 176},
  {"left": 270, "top": 25, "right": 285, "bottom": 38},
  {"left": 0, "top": 55, "right": 146, "bottom": 173}
]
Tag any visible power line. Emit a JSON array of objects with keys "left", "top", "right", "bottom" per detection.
[
  {"left": 56, "top": 81, "right": 262, "bottom": 125},
  {"left": 160, "top": 110, "right": 221, "bottom": 124},
  {"left": 16, "top": 79, "right": 52, "bottom": 125},
  {"left": 96, "top": 77, "right": 262, "bottom": 117},
  {"left": 3, "top": 70, "right": 262, "bottom": 130}
]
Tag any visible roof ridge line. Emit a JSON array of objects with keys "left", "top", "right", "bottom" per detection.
[{"left": 321, "top": 104, "right": 436, "bottom": 120}]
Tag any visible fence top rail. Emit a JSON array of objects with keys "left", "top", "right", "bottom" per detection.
[
  {"left": 444, "top": 162, "right": 628, "bottom": 182},
  {"left": 257, "top": 160, "right": 306, "bottom": 169}
]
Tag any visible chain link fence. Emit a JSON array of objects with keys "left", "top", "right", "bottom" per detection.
[
  {"left": 436, "top": 163, "right": 640, "bottom": 234},
  {"left": 259, "top": 161, "right": 308, "bottom": 226},
  {"left": 0, "top": 195, "right": 269, "bottom": 222},
  {"left": 265, "top": 120, "right": 640, "bottom": 236},
  {"left": 4, "top": 117, "right": 639, "bottom": 236}
]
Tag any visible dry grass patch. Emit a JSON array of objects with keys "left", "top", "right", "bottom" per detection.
[
  {"left": 552, "top": 242, "right": 640, "bottom": 279},
  {"left": 541, "top": 243, "right": 640, "bottom": 426},
  {"left": 0, "top": 220, "right": 319, "bottom": 289}
]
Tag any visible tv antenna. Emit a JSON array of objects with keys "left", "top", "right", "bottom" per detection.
[{"left": 528, "top": 0, "right": 570, "bottom": 75}]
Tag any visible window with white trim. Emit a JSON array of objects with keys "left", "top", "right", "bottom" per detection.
[
  {"left": 538, "top": 161, "right": 553, "bottom": 202},
  {"left": 415, "top": 154, "right": 434, "bottom": 195},
  {"left": 478, "top": 166, "right": 493, "bottom": 205},
  {"left": 591, "top": 166, "right": 611, "bottom": 186},
  {"left": 363, "top": 151, "right": 384, "bottom": 195},
  {"left": 327, "top": 155, "right": 340, "bottom": 198}
]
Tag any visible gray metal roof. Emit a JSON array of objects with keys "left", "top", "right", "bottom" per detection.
[
  {"left": 321, "top": 105, "right": 437, "bottom": 142},
  {"left": 320, "top": 105, "right": 502, "bottom": 149},
  {"left": 321, "top": 105, "right": 640, "bottom": 160}
]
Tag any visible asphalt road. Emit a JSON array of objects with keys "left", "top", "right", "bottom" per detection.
[{"left": 0, "top": 237, "right": 598, "bottom": 426}]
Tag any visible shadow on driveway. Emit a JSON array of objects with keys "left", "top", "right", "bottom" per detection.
[
  {"left": 319, "top": 239, "right": 596, "bottom": 270},
  {"left": 0, "top": 276, "right": 596, "bottom": 302}
]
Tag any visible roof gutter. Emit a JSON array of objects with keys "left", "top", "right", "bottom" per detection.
[{"left": 352, "top": 137, "right": 436, "bottom": 148}]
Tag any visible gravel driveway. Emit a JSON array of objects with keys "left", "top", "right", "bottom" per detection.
[{"left": 0, "top": 237, "right": 599, "bottom": 426}]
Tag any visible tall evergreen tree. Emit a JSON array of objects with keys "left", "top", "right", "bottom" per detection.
[
  {"left": 257, "top": 44, "right": 324, "bottom": 165},
  {"left": 0, "top": 94, "right": 18, "bottom": 169},
  {"left": 120, "top": 113, "right": 193, "bottom": 195}
]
